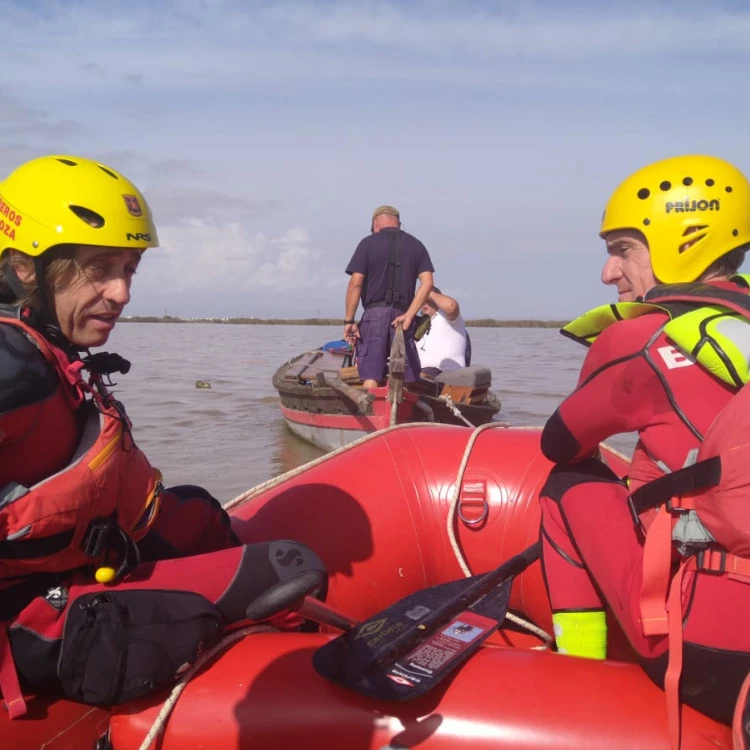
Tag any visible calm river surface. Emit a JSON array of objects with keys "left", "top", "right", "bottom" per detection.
[{"left": 105, "top": 323, "right": 636, "bottom": 502}]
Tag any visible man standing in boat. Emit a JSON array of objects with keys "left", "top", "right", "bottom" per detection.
[
  {"left": 344, "top": 205, "right": 434, "bottom": 388},
  {"left": 537, "top": 154, "right": 750, "bottom": 736}
]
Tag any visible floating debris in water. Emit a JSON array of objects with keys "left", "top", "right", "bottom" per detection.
[{"left": 195, "top": 380, "right": 212, "bottom": 389}]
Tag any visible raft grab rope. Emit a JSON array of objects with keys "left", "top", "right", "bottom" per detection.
[{"left": 137, "top": 625, "right": 278, "bottom": 750}]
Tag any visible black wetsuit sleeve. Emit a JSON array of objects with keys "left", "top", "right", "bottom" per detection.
[{"left": 0, "top": 324, "right": 58, "bottom": 414}]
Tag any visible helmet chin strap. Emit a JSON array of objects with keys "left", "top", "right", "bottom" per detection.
[{"left": 0, "top": 261, "right": 28, "bottom": 304}]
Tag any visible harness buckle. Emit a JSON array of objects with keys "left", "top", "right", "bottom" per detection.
[
  {"left": 696, "top": 548, "right": 726, "bottom": 575},
  {"left": 665, "top": 495, "right": 689, "bottom": 513},
  {"left": 82, "top": 515, "right": 116, "bottom": 558},
  {"left": 627, "top": 494, "right": 645, "bottom": 534}
]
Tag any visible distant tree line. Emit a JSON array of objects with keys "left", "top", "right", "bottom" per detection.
[{"left": 120, "top": 316, "right": 568, "bottom": 328}]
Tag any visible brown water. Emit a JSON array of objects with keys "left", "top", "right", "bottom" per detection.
[{"left": 105, "top": 323, "right": 635, "bottom": 502}]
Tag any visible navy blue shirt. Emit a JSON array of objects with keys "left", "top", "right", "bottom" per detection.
[{"left": 345, "top": 228, "right": 434, "bottom": 310}]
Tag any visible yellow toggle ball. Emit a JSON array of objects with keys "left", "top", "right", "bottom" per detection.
[{"left": 95, "top": 566, "right": 117, "bottom": 584}]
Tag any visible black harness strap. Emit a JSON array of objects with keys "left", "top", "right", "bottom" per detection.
[
  {"left": 384, "top": 230, "right": 404, "bottom": 308},
  {"left": 629, "top": 456, "right": 722, "bottom": 515},
  {"left": 0, "top": 529, "right": 75, "bottom": 560}
]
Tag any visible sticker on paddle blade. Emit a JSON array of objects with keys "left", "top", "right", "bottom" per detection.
[
  {"left": 314, "top": 576, "right": 482, "bottom": 682},
  {"left": 381, "top": 610, "right": 498, "bottom": 699}
]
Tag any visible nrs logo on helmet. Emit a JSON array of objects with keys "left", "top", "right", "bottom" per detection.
[
  {"left": 666, "top": 199, "right": 720, "bottom": 214},
  {"left": 126, "top": 233, "right": 152, "bottom": 242}
]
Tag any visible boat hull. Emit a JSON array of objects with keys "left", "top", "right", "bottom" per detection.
[
  {"left": 282, "top": 413, "right": 370, "bottom": 453},
  {"left": 278, "top": 396, "right": 416, "bottom": 452},
  {"left": 110, "top": 632, "right": 730, "bottom": 750},
  {"left": 273, "top": 350, "right": 501, "bottom": 452},
  {"left": 1, "top": 426, "right": 734, "bottom": 749}
]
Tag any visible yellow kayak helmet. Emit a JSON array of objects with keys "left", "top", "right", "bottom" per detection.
[
  {"left": 0, "top": 154, "right": 159, "bottom": 257},
  {"left": 600, "top": 155, "right": 750, "bottom": 283}
]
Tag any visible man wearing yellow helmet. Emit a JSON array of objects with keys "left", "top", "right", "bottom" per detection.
[
  {"left": 536, "top": 155, "right": 750, "bottom": 733},
  {"left": 0, "top": 155, "right": 326, "bottom": 716}
]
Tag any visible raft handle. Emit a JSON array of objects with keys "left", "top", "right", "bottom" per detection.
[
  {"left": 458, "top": 479, "right": 489, "bottom": 526},
  {"left": 458, "top": 498, "right": 488, "bottom": 526}
]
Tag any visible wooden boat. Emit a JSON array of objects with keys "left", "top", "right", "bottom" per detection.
[
  {"left": 1, "top": 425, "right": 734, "bottom": 749},
  {"left": 272, "top": 345, "right": 501, "bottom": 451}
]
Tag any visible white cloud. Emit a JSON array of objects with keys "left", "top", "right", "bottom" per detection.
[
  {"left": 145, "top": 186, "right": 273, "bottom": 224},
  {"left": 266, "top": 2, "right": 750, "bottom": 60},
  {"left": 0, "top": 88, "right": 84, "bottom": 140},
  {"left": 137, "top": 219, "right": 339, "bottom": 295},
  {"left": 5, "top": 0, "right": 750, "bottom": 320},
  {"left": 3, "top": 2, "right": 750, "bottom": 97}
]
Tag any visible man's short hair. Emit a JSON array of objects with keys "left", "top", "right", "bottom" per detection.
[{"left": 372, "top": 205, "right": 400, "bottom": 220}]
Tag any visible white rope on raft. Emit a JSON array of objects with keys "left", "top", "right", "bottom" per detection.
[
  {"left": 443, "top": 426, "right": 629, "bottom": 647},
  {"left": 442, "top": 422, "right": 553, "bottom": 646},
  {"left": 225, "top": 421, "right": 627, "bottom": 649},
  {"left": 227, "top": 421, "right": 555, "bottom": 644},
  {"left": 137, "top": 624, "right": 278, "bottom": 750},
  {"left": 137, "top": 423, "right": 630, "bottom": 746}
]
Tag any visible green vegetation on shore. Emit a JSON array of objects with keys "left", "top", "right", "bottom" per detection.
[{"left": 120, "top": 315, "right": 568, "bottom": 328}]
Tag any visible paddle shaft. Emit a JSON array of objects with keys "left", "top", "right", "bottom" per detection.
[
  {"left": 298, "top": 543, "right": 540, "bottom": 641},
  {"left": 299, "top": 597, "right": 359, "bottom": 631}
]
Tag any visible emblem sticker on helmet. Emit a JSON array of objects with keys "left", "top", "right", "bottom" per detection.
[{"left": 123, "top": 194, "right": 143, "bottom": 217}]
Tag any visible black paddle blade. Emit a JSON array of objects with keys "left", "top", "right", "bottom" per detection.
[
  {"left": 312, "top": 543, "right": 540, "bottom": 701},
  {"left": 313, "top": 577, "right": 510, "bottom": 701}
]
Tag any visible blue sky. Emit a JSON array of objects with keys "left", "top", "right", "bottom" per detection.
[{"left": 4, "top": 0, "right": 750, "bottom": 318}]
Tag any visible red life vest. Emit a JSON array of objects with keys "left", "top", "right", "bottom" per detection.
[
  {"left": 0, "top": 316, "right": 163, "bottom": 579},
  {"left": 623, "top": 281, "right": 750, "bottom": 746},
  {"left": 630, "top": 281, "right": 750, "bottom": 570}
]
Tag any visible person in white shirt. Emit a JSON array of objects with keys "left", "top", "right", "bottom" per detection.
[{"left": 416, "top": 286, "right": 468, "bottom": 372}]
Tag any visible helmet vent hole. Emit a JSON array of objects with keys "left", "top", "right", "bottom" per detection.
[
  {"left": 659, "top": 181, "right": 671, "bottom": 191},
  {"left": 726, "top": 186, "right": 733, "bottom": 193},
  {"left": 734, "top": 229, "right": 739, "bottom": 237},
  {"left": 98, "top": 166, "right": 119, "bottom": 180},
  {"left": 69, "top": 205, "right": 105, "bottom": 228},
  {"left": 679, "top": 226, "right": 707, "bottom": 253},
  {"left": 683, "top": 177, "right": 693, "bottom": 186},
  {"left": 706, "top": 178, "right": 715, "bottom": 187},
  {"left": 643, "top": 218, "right": 651, "bottom": 226},
  {"left": 57, "top": 158, "right": 77, "bottom": 167},
  {"left": 637, "top": 188, "right": 650, "bottom": 199}
]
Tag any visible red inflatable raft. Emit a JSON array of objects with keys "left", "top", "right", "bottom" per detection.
[{"left": 0, "top": 425, "right": 735, "bottom": 749}]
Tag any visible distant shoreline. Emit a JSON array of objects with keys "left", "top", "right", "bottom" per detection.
[{"left": 120, "top": 316, "right": 568, "bottom": 328}]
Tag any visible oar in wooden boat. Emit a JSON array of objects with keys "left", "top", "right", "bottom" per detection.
[
  {"left": 387, "top": 323, "right": 405, "bottom": 426},
  {"left": 312, "top": 542, "right": 541, "bottom": 701},
  {"left": 317, "top": 371, "right": 374, "bottom": 413}
]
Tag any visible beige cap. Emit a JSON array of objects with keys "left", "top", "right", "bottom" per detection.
[{"left": 372, "top": 205, "right": 400, "bottom": 220}]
